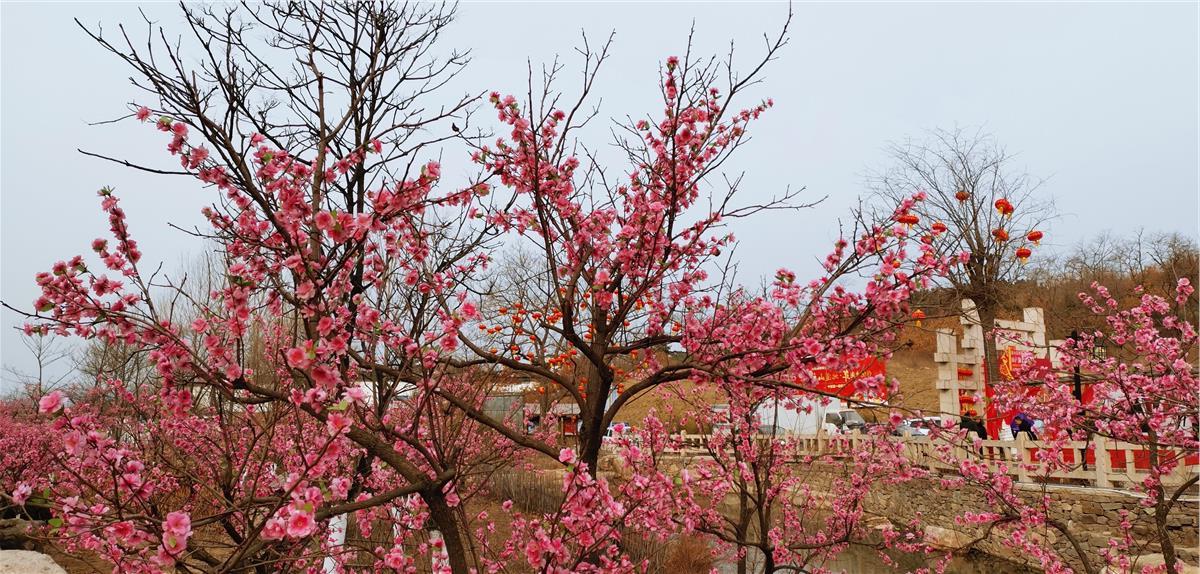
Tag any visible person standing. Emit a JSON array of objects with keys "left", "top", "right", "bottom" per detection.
[
  {"left": 961, "top": 410, "right": 989, "bottom": 440},
  {"left": 1011, "top": 412, "right": 1038, "bottom": 441}
]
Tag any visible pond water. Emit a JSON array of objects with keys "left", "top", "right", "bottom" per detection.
[{"left": 715, "top": 545, "right": 1037, "bottom": 574}]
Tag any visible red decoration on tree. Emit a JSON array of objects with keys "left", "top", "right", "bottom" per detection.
[
  {"left": 993, "top": 198, "right": 1014, "bottom": 217},
  {"left": 931, "top": 221, "right": 948, "bottom": 234},
  {"left": 991, "top": 228, "right": 1010, "bottom": 241},
  {"left": 1015, "top": 246, "right": 1032, "bottom": 264},
  {"left": 1026, "top": 229, "right": 1043, "bottom": 245},
  {"left": 896, "top": 213, "right": 919, "bottom": 227},
  {"left": 955, "top": 189, "right": 971, "bottom": 202},
  {"left": 911, "top": 309, "right": 926, "bottom": 327}
]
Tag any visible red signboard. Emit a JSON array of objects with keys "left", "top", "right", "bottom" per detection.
[
  {"left": 981, "top": 346, "right": 1093, "bottom": 439},
  {"left": 810, "top": 357, "right": 888, "bottom": 401}
]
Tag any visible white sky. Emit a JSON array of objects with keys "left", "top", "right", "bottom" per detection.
[{"left": 2, "top": 2, "right": 1197, "bottom": 391}]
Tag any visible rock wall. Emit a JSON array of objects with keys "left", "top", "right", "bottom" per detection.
[
  {"left": 599, "top": 453, "right": 1198, "bottom": 573},
  {"left": 844, "top": 469, "right": 1198, "bottom": 573}
]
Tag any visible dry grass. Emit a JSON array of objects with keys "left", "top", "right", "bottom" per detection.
[{"left": 663, "top": 534, "right": 716, "bottom": 573}]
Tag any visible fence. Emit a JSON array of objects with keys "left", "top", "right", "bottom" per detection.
[{"left": 662, "top": 432, "right": 1198, "bottom": 489}]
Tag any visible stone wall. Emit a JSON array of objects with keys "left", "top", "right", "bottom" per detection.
[
  {"left": 600, "top": 453, "right": 1198, "bottom": 573},
  {"left": 833, "top": 466, "right": 1198, "bottom": 573}
]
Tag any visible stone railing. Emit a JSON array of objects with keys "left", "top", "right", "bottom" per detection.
[{"left": 664, "top": 431, "right": 1198, "bottom": 489}]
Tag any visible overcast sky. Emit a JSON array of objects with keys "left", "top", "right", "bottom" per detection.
[{"left": 2, "top": 2, "right": 1197, "bottom": 392}]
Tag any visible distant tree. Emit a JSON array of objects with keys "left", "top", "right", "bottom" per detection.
[
  {"left": 1022, "top": 230, "right": 1198, "bottom": 337},
  {"left": 869, "top": 128, "right": 1056, "bottom": 384},
  {"left": 2, "top": 334, "right": 71, "bottom": 400}
]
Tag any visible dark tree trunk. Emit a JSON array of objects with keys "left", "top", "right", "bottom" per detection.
[
  {"left": 423, "top": 491, "right": 470, "bottom": 574},
  {"left": 579, "top": 364, "right": 608, "bottom": 476},
  {"left": 976, "top": 302, "right": 1002, "bottom": 399}
]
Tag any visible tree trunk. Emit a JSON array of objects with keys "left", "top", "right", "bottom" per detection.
[
  {"left": 579, "top": 364, "right": 608, "bottom": 476},
  {"left": 579, "top": 412, "right": 606, "bottom": 477},
  {"left": 976, "top": 302, "right": 1002, "bottom": 421},
  {"left": 423, "top": 491, "right": 470, "bottom": 574},
  {"left": 736, "top": 488, "right": 750, "bottom": 574},
  {"left": 1148, "top": 445, "right": 1180, "bottom": 573}
]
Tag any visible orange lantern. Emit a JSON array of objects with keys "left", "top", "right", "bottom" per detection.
[
  {"left": 1026, "top": 230, "right": 1043, "bottom": 245},
  {"left": 1016, "top": 247, "right": 1032, "bottom": 264},
  {"left": 911, "top": 309, "right": 926, "bottom": 327},
  {"left": 994, "top": 198, "right": 1014, "bottom": 217},
  {"left": 991, "top": 228, "right": 1009, "bottom": 242},
  {"left": 955, "top": 189, "right": 970, "bottom": 202}
]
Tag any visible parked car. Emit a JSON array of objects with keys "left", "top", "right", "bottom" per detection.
[
  {"left": 902, "top": 417, "right": 944, "bottom": 437},
  {"left": 602, "top": 422, "right": 635, "bottom": 443},
  {"left": 824, "top": 409, "right": 867, "bottom": 433}
]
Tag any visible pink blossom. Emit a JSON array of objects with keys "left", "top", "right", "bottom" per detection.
[
  {"left": 11, "top": 483, "right": 31, "bottom": 506},
  {"left": 461, "top": 301, "right": 478, "bottom": 319},
  {"left": 330, "top": 477, "right": 351, "bottom": 499},
  {"left": 285, "top": 347, "right": 311, "bottom": 369},
  {"left": 164, "top": 511, "right": 191, "bottom": 537},
  {"left": 286, "top": 511, "right": 316, "bottom": 538},
  {"left": 343, "top": 385, "right": 367, "bottom": 405},
  {"left": 161, "top": 511, "right": 192, "bottom": 556},
  {"left": 327, "top": 412, "right": 352, "bottom": 435},
  {"left": 261, "top": 517, "right": 286, "bottom": 541},
  {"left": 110, "top": 521, "right": 136, "bottom": 542},
  {"left": 314, "top": 211, "right": 334, "bottom": 230},
  {"left": 311, "top": 365, "right": 341, "bottom": 388},
  {"left": 38, "top": 391, "right": 65, "bottom": 414}
]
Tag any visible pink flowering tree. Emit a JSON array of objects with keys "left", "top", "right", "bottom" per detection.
[
  {"left": 424, "top": 13, "right": 956, "bottom": 476},
  {"left": 12, "top": 4, "right": 523, "bottom": 572},
  {"left": 378, "top": 17, "right": 970, "bottom": 568},
  {"left": 448, "top": 49, "right": 959, "bottom": 562},
  {"left": 599, "top": 259, "right": 954, "bottom": 573},
  {"left": 614, "top": 397, "right": 934, "bottom": 574},
  {"left": 0, "top": 397, "right": 59, "bottom": 521},
  {"left": 913, "top": 280, "right": 1198, "bottom": 574},
  {"left": 11, "top": 3, "right": 985, "bottom": 572},
  {"left": 16, "top": 131, "right": 521, "bottom": 572}
]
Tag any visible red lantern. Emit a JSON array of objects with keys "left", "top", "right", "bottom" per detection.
[
  {"left": 1026, "top": 230, "right": 1043, "bottom": 245},
  {"left": 994, "top": 198, "right": 1014, "bottom": 217},
  {"left": 931, "top": 221, "right": 948, "bottom": 234},
  {"left": 911, "top": 309, "right": 926, "bottom": 327},
  {"left": 992, "top": 228, "right": 1009, "bottom": 242},
  {"left": 896, "top": 213, "right": 919, "bottom": 227},
  {"left": 1016, "top": 247, "right": 1032, "bottom": 264},
  {"left": 957, "top": 366, "right": 974, "bottom": 379},
  {"left": 955, "top": 189, "right": 970, "bottom": 202}
]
